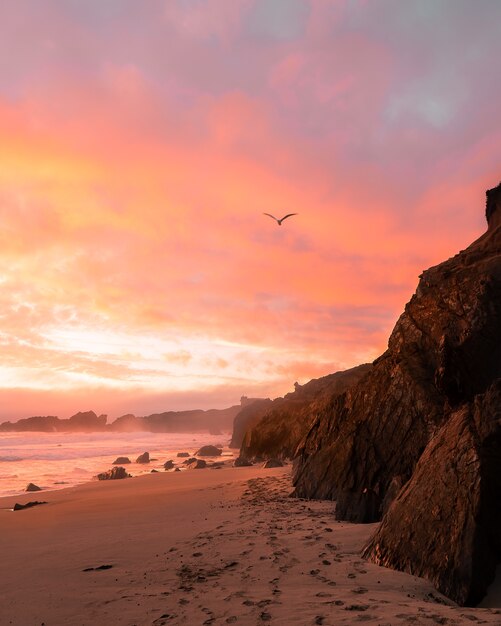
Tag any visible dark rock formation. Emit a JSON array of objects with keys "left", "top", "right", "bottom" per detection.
[
  {"left": 112, "top": 456, "right": 131, "bottom": 465},
  {"left": 363, "top": 380, "right": 501, "bottom": 606},
  {"left": 163, "top": 460, "right": 175, "bottom": 470},
  {"left": 96, "top": 466, "right": 129, "bottom": 480},
  {"left": 13, "top": 501, "right": 47, "bottom": 511},
  {"left": 195, "top": 445, "right": 222, "bottom": 457},
  {"left": 230, "top": 397, "right": 271, "bottom": 448},
  {"left": 239, "top": 365, "right": 371, "bottom": 462},
  {"left": 182, "top": 457, "right": 198, "bottom": 465},
  {"left": 109, "top": 405, "right": 241, "bottom": 434},
  {"left": 135, "top": 452, "right": 150, "bottom": 464},
  {"left": 0, "top": 415, "right": 60, "bottom": 432},
  {"left": 0, "top": 411, "right": 106, "bottom": 432},
  {"left": 262, "top": 459, "right": 284, "bottom": 468},
  {"left": 292, "top": 182, "right": 501, "bottom": 605},
  {"left": 187, "top": 459, "right": 207, "bottom": 469},
  {"left": 108, "top": 414, "right": 143, "bottom": 432},
  {"left": 25, "top": 483, "right": 42, "bottom": 492},
  {"left": 177, "top": 452, "right": 190, "bottom": 458},
  {"left": 234, "top": 457, "right": 253, "bottom": 467}
]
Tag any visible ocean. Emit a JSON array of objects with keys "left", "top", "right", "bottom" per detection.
[{"left": 0, "top": 431, "right": 234, "bottom": 498}]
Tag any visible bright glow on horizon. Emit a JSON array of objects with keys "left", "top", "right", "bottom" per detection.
[{"left": 0, "top": 0, "right": 499, "bottom": 420}]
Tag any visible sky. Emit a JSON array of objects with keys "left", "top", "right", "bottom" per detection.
[{"left": 0, "top": 0, "right": 500, "bottom": 421}]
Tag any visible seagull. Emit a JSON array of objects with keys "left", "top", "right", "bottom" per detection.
[{"left": 263, "top": 212, "right": 298, "bottom": 226}]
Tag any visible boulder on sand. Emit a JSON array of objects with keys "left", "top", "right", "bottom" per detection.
[
  {"left": 187, "top": 459, "right": 207, "bottom": 469},
  {"left": 233, "top": 457, "right": 251, "bottom": 467},
  {"left": 177, "top": 452, "right": 190, "bottom": 457},
  {"left": 96, "top": 466, "right": 129, "bottom": 480},
  {"left": 195, "top": 445, "right": 222, "bottom": 457},
  {"left": 163, "top": 460, "right": 174, "bottom": 470},
  {"left": 135, "top": 452, "right": 150, "bottom": 464},
  {"left": 182, "top": 457, "right": 197, "bottom": 465},
  {"left": 112, "top": 456, "right": 131, "bottom": 465},
  {"left": 25, "top": 483, "right": 42, "bottom": 492},
  {"left": 263, "top": 459, "right": 284, "bottom": 468}
]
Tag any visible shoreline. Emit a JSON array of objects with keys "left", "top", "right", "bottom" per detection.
[{"left": 1, "top": 466, "right": 500, "bottom": 625}]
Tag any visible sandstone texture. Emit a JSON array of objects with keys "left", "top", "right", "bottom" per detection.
[{"left": 292, "top": 183, "right": 501, "bottom": 605}]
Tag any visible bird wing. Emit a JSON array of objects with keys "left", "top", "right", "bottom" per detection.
[
  {"left": 263, "top": 213, "right": 278, "bottom": 221},
  {"left": 280, "top": 213, "right": 298, "bottom": 221}
]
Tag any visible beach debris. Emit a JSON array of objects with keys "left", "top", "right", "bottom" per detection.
[
  {"left": 195, "top": 445, "right": 222, "bottom": 457},
  {"left": 163, "top": 460, "right": 175, "bottom": 470},
  {"left": 135, "top": 451, "right": 150, "bottom": 464},
  {"left": 13, "top": 501, "right": 47, "bottom": 511},
  {"left": 112, "top": 456, "right": 131, "bottom": 465},
  {"left": 25, "top": 482, "right": 42, "bottom": 492},
  {"left": 96, "top": 466, "right": 130, "bottom": 480},
  {"left": 82, "top": 564, "right": 113, "bottom": 572},
  {"left": 177, "top": 452, "right": 190, "bottom": 457},
  {"left": 262, "top": 459, "right": 284, "bottom": 468}
]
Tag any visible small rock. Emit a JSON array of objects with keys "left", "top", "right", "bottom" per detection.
[
  {"left": 135, "top": 451, "right": 150, "bottom": 464},
  {"left": 25, "top": 482, "right": 42, "bottom": 492},
  {"left": 96, "top": 466, "right": 129, "bottom": 480},
  {"left": 177, "top": 452, "right": 190, "bottom": 457},
  {"left": 234, "top": 457, "right": 253, "bottom": 467},
  {"left": 195, "top": 445, "right": 223, "bottom": 457},
  {"left": 112, "top": 456, "right": 131, "bottom": 465},
  {"left": 187, "top": 459, "right": 207, "bottom": 469},
  {"left": 262, "top": 459, "right": 283, "bottom": 468},
  {"left": 164, "top": 460, "right": 175, "bottom": 470}
]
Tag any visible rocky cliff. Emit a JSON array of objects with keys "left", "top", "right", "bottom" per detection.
[
  {"left": 292, "top": 183, "right": 501, "bottom": 605},
  {"left": 238, "top": 365, "right": 371, "bottom": 460}
]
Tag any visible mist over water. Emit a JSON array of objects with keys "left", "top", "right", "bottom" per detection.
[{"left": 0, "top": 431, "right": 233, "bottom": 497}]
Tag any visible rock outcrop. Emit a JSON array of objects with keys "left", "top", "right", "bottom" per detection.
[
  {"left": 195, "top": 445, "right": 222, "bottom": 457},
  {"left": 229, "top": 397, "right": 272, "bottom": 449},
  {"left": 96, "top": 466, "right": 129, "bottom": 480},
  {"left": 0, "top": 411, "right": 107, "bottom": 432},
  {"left": 135, "top": 452, "right": 150, "bottom": 464},
  {"left": 238, "top": 365, "right": 371, "bottom": 462},
  {"left": 292, "top": 183, "right": 501, "bottom": 605},
  {"left": 25, "top": 483, "right": 42, "bottom": 492},
  {"left": 186, "top": 459, "right": 207, "bottom": 469},
  {"left": 112, "top": 456, "right": 131, "bottom": 465},
  {"left": 163, "top": 460, "right": 175, "bottom": 470}
]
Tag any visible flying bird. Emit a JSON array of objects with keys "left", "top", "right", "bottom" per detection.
[{"left": 263, "top": 212, "right": 298, "bottom": 226}]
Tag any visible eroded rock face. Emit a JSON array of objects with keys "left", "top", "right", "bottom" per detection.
[
  {"left": 292, "top": 183, "right": 501, "bottom": 604},
  {"left": 238, "top": 365, "right": 371, "bottom": 462},
  {"left": 363, "top": 380, "right": 501, "bottom": 606},
  {"left": 135, "top": 452, "right": 150, "bottom": 464}
]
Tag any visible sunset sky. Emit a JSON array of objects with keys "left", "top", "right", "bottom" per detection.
[{"left": 1, "top": 0, "right": 500, "bottom": 420}]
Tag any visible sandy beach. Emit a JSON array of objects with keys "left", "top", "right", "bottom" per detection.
[{"left": 1, "top": 466, "right": 500, "bottom": 626}]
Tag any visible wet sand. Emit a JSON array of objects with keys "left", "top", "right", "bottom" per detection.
[{"left": 0, "top": 466, "right": 499, "bottom": 625}]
